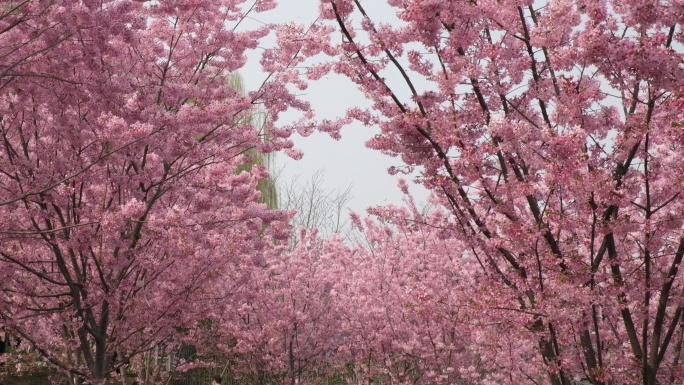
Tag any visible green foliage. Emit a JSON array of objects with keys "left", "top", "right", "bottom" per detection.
[
  {"left": 227, "top": 73, "right": 278, "bottom": 210},
  {"left": 0, "top": 350, "right": 52, "bottom": 379},
  {"left": 0, "top": 1, "right": 23, "bottom": 14}
]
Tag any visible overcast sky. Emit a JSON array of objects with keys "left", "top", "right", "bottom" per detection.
[{"left": 238, "top": 0, "right": 430, "bottom": 215}]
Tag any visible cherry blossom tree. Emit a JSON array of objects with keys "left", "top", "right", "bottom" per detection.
[
  {"left": 298, "top": 0, "right": 684, "bottom": 384},
  {"left": 330, "top": 201, "right": 481, "bottom": 385},
  {"left": 0, "top": 1, "right": 308, "bottom": 384},
  {"left": 212, "top": 230, "right": 348, "bottom": 385}
]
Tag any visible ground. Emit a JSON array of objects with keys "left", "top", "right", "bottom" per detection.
[
  {"left": 0, "top": 375, "right": 142, "bottom": 385},
  {"left": 1, "top": 374, "right": 196, "bottom": 385},
  {"left": 1, "top": 374, "right": 52, "bottom": 385}
]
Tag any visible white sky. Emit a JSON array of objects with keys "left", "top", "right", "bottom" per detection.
[{"left": 239, "top": 0, "right": 430, "bottom": 215}]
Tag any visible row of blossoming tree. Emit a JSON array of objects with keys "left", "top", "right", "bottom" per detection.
[{"left": 2, "top": 1, "right": 684, "bottom": 385}]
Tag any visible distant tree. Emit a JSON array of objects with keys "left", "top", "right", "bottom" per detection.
[
  {"left": 278, "top": 170, "right": 352, "bottom": 245},
  {"left": 230, "top": 73, "right": 279, "bottom": 211},
  {"left": 209, "top": 229, "right": 347, "bottom": 385},
  {"left": 333, "top": 201, "right": 483, "bottom": 385}
]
